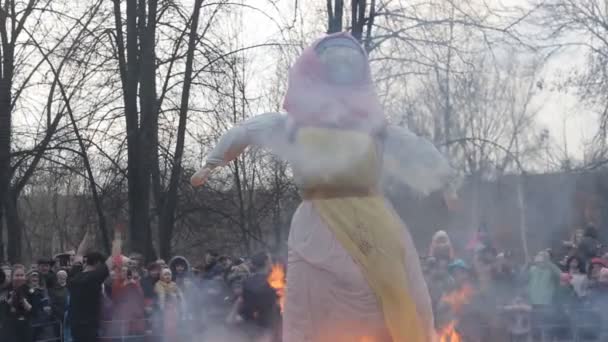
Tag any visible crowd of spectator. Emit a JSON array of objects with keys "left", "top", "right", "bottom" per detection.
[
  {"left": 4, "top": 223, "right": 608, "bottom": 342},
  {"left": 425, "top": 225, "right": 608, "bottom": 342},
  {"left": 0, "top": 230, "right": 282, "bottom": 342}
]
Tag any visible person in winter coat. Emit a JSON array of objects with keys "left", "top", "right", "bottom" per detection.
[
  {"left": 111, "top": 264, "right": 145, "bottom": 340},
  {"left": 48, "top": 270, "right": 69, "bottom": 340},
  {"left": 155, "top": 268, "right": 183, "bottom": 342},
  {"left": 566, "top": 255, "right": 587, "bottom": 298},
  {"left": 203, "top": 251, "right": 220, "bottom": 279},
  {"left": 429, "top": 230, "right": 455, "bottom": 263},
  {"left": 577, "top": 226, "right": 601, "bottom": 266},
  {"left": 27, "top": 270, "right": 52, "bottom": 340},
  {"left": 37, "top": 258, "right": 55, "bottom": 289},
  {"left": 141, "top": 262, "right": 161, "bottom": 317},
  {"left": 0, "top": 268, "right": 7, "bottom": 337},
  {"left": 525, "top": 251, "right": 561, "bottom": 306},
  {"left": 106, "top": 230, "right": 145, "bottom": 340},
  {"left": 587, "top": 268, "right": 608, "bottom": 319},
  {"left": 168, "top": 256, "right": 192, "bottom": 290},
  {"left": 239, "top": 254, "right": 280, "bottom": 325},
  {"left": 168, "top": 256, "right": 194, "bottom": 318},
  {"left": 3, "top": 264, "right": 35, "bottom": 342},
  {"left": 426, "top": 256, "right": 455, "bottom": 314},
  {"left": 67, "top": 252, "right": 109, "bottom": 342}
]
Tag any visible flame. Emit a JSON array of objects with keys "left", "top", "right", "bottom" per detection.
[
  {"left": 267, "top": 263, "right": 286, "bottom": 313},
  {"left": 438, "top": 321, "right": 461, "bottom": 342},
  {"left": 437, "top": 284, "right": 473, "bottom": 342},
  {"left": 441, "top": 284, "right": 474, "bottom": 315}
]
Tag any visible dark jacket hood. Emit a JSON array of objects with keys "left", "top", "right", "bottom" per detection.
[{"left": 168, "top": 256, "right": 191, "bottom": 277}]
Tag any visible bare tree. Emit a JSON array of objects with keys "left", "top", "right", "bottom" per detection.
[
  {"left": 532, "top": 0, "right": 608, "bottom": 161},
  {"left": 0, "top": 0, "right": 110, "bottom": 261},
  {"left": 157, "top": 0, "right": 204, "bottom": 260},
  {"left": 326, "top": 0, "right": 377, "bottom": 50}
]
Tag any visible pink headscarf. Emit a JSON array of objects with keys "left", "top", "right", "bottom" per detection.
[{"left": 283, "top": 32, "right": 385, "bottom": 132}]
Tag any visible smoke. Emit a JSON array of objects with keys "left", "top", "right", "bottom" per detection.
[{"left": 178, "top": 276, "right": 279, "bottom": 342}]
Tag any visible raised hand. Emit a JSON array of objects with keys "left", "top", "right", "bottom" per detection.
[{"left": 191, "top": 167, "right": 213, "bottom": 187}]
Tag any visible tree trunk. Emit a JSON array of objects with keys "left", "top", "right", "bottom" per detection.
[
  {"left": 120, "top": 0, "right": 153, "bottom": 259},
  {"left": 0, "top": 88, "right": 10, "bottom": 261},
  {"left": 443, "top": 4, "right": 455, "bottom": 153},
  {"left": 138, "top": 0, "right": 158, "bottom": 261},
  {"left": 5, "top": 192, "right": 21, "bottom": 263},
  {"left": 0, "top": 48, "right": 14, "bottom": 259},
  {"left": 351, "top": 0, "right": 366, "bottom": 42},
  {"left": 364, "top": 0, "right": 375, "bottom": 52},
  {"left": 272, "top": 161, "right": 283, "bottom": 250},
  {"left": 0, "top": 206, "right": 4, "bottom": 262},
  {"left": 158, "top": 0, "right": 203, "bottom": 259},
  {"left": 327, "top": 0, "right": 344, "bottom": 33},
  {"left": 0, "top": 1, "right": 38, "bottom": 262},
  {"left": 517, "top": 173, "right": 530, "bottom": 261}
]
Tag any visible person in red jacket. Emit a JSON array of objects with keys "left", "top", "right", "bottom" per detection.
[{"left": 108, "top": 230, "right": 146, "bottom": 341}]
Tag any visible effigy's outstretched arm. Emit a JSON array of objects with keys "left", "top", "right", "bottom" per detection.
[
  {"left": 383, "top": 126, "right": 461, "bottom": 197},
  {"left": 191, "top": 112, "right": 287, "bottom": 187}
]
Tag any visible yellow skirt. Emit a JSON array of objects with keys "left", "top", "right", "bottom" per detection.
[{"left": 311, "top": 195, "right": 431, "bottom": 342}]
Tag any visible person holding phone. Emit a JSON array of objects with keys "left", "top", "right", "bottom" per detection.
[{"left": 2, "top": 264, "right": 34, "bottom": 342}]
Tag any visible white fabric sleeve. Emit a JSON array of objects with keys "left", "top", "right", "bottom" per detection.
[
  {"left": 383, "top": 126, "right": 460, "bottom": 195},
  {"left": 205, "top": 112, "right": 288, "bottom": 168}
]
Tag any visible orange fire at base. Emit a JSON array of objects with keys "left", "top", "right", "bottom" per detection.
[
  {"left": 437, "top": 284, "right": 473, "bottom": 342},
  {"left": 438, "top": 321, "right": 461, "bottom": 342},
  {"left": 267, "top": 263, "right": 286, "bottom": 313}
]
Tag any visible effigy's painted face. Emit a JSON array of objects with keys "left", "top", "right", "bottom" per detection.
[{"left": 315, "top": 36, "right": 367, "bottom": 86}]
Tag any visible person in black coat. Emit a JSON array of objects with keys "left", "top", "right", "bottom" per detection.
[
  {"left": 67, "top": 252, "right": 109, "bottom": 342},
  {"left": 37, "top": 258, "right": 55, "bottom": 289},
  {"left": 27, "top": 270, "right": 52, "bottom": 340},
  {"left": 2, "top": 265, "right": 35, "bottom": 342},
  {"left": 141, "top": 262, "right": 161, "bottom": 317},
  {"left": 240, "top": 253, "right": 281, "bottom": 334},
  {"left": 0, "top": 267, "right": 7, "bottom": 339},
  {"left": 578, "top": 226, "right": 602, "bottom": 266}
]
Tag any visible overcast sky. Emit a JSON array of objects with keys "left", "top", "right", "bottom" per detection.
[{"left": 235, "top": 0, "right": 594, "bottom": 160}]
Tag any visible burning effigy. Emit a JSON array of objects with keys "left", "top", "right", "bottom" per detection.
[{"left": 192, "top": 32, "right": 459, "bottom": 341}]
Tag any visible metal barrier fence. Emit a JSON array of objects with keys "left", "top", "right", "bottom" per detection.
[
  {"left": 97, "top": 318, "right": 200, "bottom": 341},
  {"left": 24, "top": 312, "right": 607, "bottom": 342},
  {"left": 31, "top": 320, "right": 62, "bottom": 342},
  {"left": 29, "top": 318, "right": 202, "bottom": 342}
]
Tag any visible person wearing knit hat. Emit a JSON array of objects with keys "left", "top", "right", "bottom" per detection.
[
  {"left": 36, "top": 258, "right": 55, "bottom": 289},
  {"left": 584, "top": 267, "right": 608, "bottom": 332},
  {"left": 141, "top": 261, "right": 161, "bottom": 317},
  {"left": 448, "top": 259, "right": 473, "bottom": 290},
  {"left": 27, "top": 270, "right": 51, "bottom": 341},
  {"left": 191, "top": 32, "right": 459, "bottom": 342},
  {"left": 429, "top": 230, "right": 455, "bottom": 262}
]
